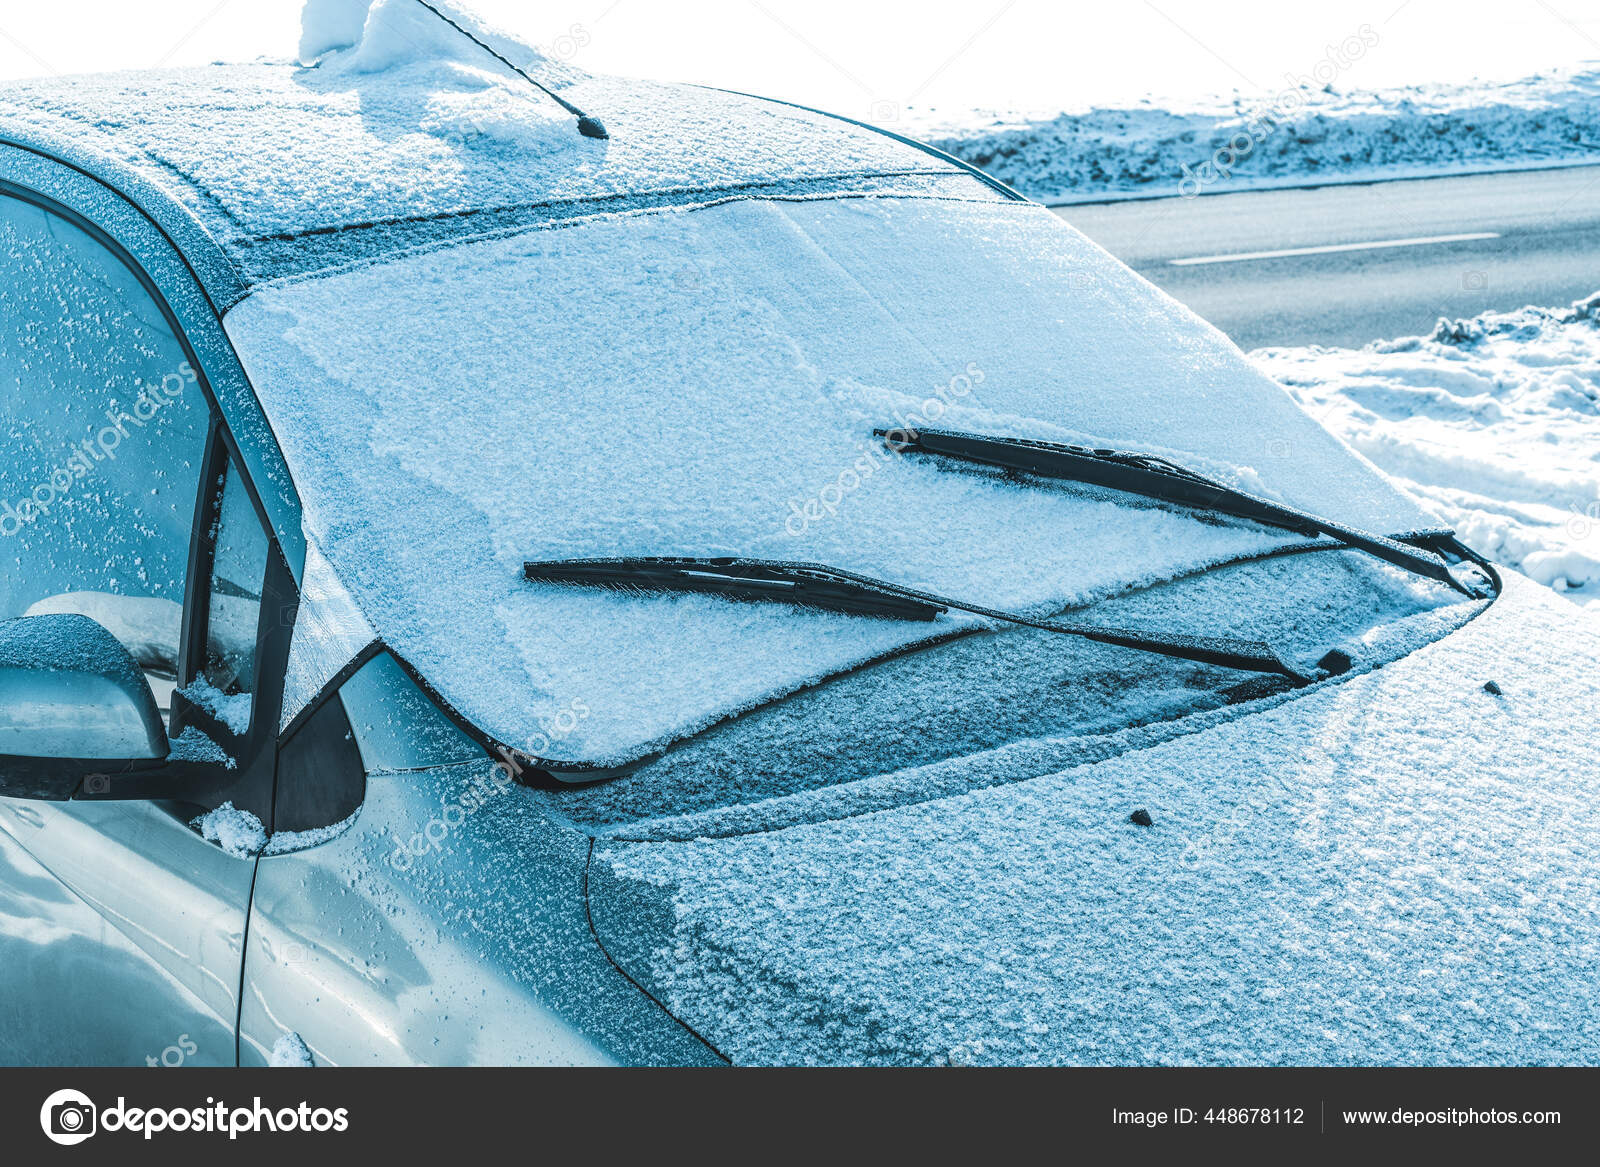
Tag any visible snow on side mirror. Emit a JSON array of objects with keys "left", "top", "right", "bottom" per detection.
[{"left": 0, "top": 613, "right": 170, "bottom": 800}]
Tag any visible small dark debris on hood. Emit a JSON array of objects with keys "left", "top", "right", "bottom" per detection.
[
  {"left": 1318, "top": 649, "right": 1354, "bottom": 676},
  {"left": 1483, "top": 680, "right": 1503, "bottom": 695},
  {"left": 1128, "top": 808, "right": 1154, "bottom": 827}
]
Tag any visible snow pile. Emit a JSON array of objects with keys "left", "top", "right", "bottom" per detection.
[
  {"left": 177, "top": 676, "right": 253, "bottom": 735},
  {"left": 300, "top": 0, "right": 545, "bottom": 73},
  {"left": 268, "top": 1032, "right": 315, "bottom": 1067},
  {"left": 298, "top": 0, "right": 375, "bottom": 62},
  {"left": 190, "top": 801, "right": 356, "bottom": 858},
  {"left": 296, "top": 0, "right": 573, "bottom": 154},
  {"left": 191, "top": 803, "right": 267, "bottom": 859},
  {"left": 591, "top": 577, "right": 1600, "bottom": 1065},
  {"left": 1254, "top": 293, "right": 1600, "bottom": 610},
  {"left": 915, "top": 64, "right": 1600, "bottom": 204}
]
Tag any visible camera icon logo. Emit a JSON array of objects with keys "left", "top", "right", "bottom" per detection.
[{"left": 40, "top": 1088, "right": 97, "bottom": 1146}]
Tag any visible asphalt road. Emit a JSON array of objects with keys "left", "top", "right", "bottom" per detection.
[{"left": 1055, "top": 165, "right": 1600, "bottom": 350}]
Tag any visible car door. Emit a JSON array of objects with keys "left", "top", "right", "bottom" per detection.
[{"left": 0, "top": 187, "right": 279, "bottom": 1066}]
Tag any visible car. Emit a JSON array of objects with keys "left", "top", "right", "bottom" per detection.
[{"left": 2, "top": 8, "right": 1597, "bottom": 1067}]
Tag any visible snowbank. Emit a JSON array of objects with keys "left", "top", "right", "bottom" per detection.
[
  {"left": 1254, "top": 294, "right": 1600, "bottom": 610},
  {"left": 915, "top": 64, "right": 1600, "bottom": 204}
]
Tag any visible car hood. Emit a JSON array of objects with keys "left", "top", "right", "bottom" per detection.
[{"left": 588, "top": 573, "right": 1600, "bottom": 1065}]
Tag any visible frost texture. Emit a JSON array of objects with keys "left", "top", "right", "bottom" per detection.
[
  {"left": 23, "top": 593, "right": 181, "bottom": 674},
  {"left": 593, "top": 577, "right": 1600, "bottom": 1065},
  {"left": 169, "top": 726, "right": 236, "bottom": 769},
  {"left": 0, "top": 60, "right": 942, "bottom": 284}
]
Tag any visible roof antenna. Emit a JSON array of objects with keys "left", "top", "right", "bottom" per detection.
[{"left": 410, "top": 0, "right": 609, "bottom": 140}]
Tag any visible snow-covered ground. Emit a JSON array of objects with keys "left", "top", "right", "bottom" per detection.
[
  {"left": 915, "top": 64, "right": 1600, "bottom": 204},
  {"left": 1254, "top": 294, "right": 1600, "bottom": 611}
]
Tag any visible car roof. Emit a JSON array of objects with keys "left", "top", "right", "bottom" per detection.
[{"left": 0, "top": 62, "right": 988, "bottom": 309}]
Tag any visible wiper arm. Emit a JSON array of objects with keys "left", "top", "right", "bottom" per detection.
[
  {"left": 877, "top": 427, "right": 1478, "bottom": 596},
  {"left": 524, "top": 556, "right": 1308, "bottom": 681}
]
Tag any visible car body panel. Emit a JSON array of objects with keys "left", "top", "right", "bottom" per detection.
[
  {"left": 238, "top": 761, "right": 721, "bottom": 1066},
  {"left": 0, "top": 799, "right": 252, "bottom": 1066},
  {"left": 589, "top": 574, "right": 1600, "bottom": 1065}
]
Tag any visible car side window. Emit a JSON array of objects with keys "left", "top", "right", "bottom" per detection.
[
  {"left": 186, "top": 454, "right": 270, "bottom": 738},
  {"left": 0, "top": 192, "right": 209, "bottom": 680}
]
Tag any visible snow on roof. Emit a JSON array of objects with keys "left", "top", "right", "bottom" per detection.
[
  {"left": 225, "top": 194, "right": 1441, "bottom": 768},
  {"left": 0, "top": 33, "right": 958, "bottom": 291},
  {"left": 590, "top": 576, "right": 1600, "bottom": 1065}
]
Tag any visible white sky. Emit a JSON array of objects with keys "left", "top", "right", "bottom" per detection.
[{"left": 1, "top": 1, "right": 1597, "bottom": 120}]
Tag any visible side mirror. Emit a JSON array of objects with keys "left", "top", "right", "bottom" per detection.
[{"left": 0, "top": 614, "right": 170, "bottom": 800}]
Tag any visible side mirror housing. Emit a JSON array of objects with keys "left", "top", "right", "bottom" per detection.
[{"left": 0, "top": 614, "right": 170, "bottom": 800}]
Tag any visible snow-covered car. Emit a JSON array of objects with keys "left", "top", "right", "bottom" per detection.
[{"left": 2, "top": 4, "right": 1598, "bottom": 1067}]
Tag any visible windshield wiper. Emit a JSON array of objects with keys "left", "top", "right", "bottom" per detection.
[
  {"left": 524, "top": 556, "right": 1308, "bottom": 681},
  {"left": 876, "top": 427, "right": 1480, "bottom": 596},
  {"left": 526, "top": 557, "right": 944, "bottom": 621}
]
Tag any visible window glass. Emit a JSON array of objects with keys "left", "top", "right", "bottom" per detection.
[
  {"left": 195, "top": 457, "right": 269, "bottom": 734},
  {"left": 0, "top": 193, "right": 208, "bottom": 675}
]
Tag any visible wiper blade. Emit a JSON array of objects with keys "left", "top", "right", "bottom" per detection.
[
  {"left": 877, "top": 427, "right": 1477, "bottom": 596},
  {"left": 525, "top": 557, "right": 945, "bottom": 621},
  {"left": 524, "top": 556, "right": 1308, "bottom": 681}
]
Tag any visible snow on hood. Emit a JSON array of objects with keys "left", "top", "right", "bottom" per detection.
[
  {"left": 225, "top": 193, "right": 1439, "bottom": 768},
  {"left": 589, "top": 574, "right": 1600, "bottom": 1065}
]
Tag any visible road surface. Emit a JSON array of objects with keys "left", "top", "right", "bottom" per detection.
[{"left": 1055, "top": 165, "right": 1600, "bottom": 350}]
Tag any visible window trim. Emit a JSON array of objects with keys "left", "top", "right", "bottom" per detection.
[{"left": 169, "top": 423, "right": 299, "bottom": 828}]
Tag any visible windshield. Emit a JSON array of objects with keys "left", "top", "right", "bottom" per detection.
[{"left": 226, "top": 192, "right": 1444, "bottom": 770}]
